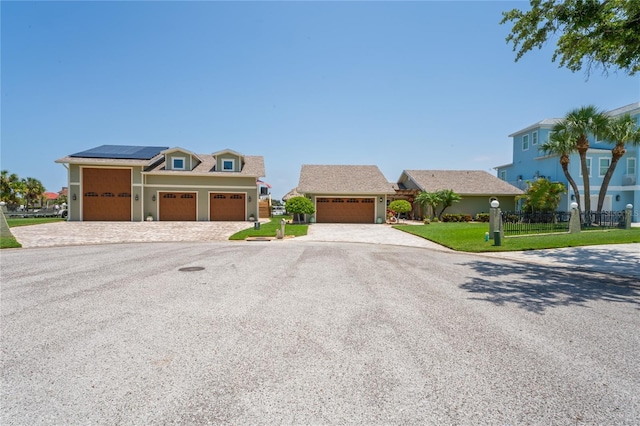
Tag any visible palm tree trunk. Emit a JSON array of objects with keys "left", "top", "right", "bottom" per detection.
[
  {"left": 597, "top": 151, "right": 623, "bottom": 212},
  {"left": 562, "top": 164, "right": 581, "bottom": 211},
  {"left": 576, "top": 136, "right": 591, "bottom": 217}
]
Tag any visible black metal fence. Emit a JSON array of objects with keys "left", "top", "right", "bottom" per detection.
[
  {"left": 501, "top": 211, "right": 571, "bottom": 236},
  {"left": 501, "top": 210, "right": 627, "bottom": 236}
]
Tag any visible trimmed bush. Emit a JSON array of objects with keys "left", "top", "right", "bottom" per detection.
[
  {"left": 475, "top": 213, "right": 490, "bottom": 222},
  {"left": 441, "top": 213, "right": 472, "bottom": 222}
]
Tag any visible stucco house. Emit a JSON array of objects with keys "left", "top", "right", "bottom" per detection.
[
  {"left": 495, "top": 102, "right": 639, "bottom": 222},
  {"left": 393, "top": 170, "right": 524, "bottom": 219},
  {"left": 55, "top": 145, "right": 265, "bottom": 221},
  {"left": 297, "top": 165, "right": 395, "bottom": 223}
]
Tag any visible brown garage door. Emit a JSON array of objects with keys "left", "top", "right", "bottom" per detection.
[
  {"left": 83, "top": 168, "right": 132, "bottom": 221},
  {"left": 159, "top": 192, "right": 197, "bottom": 221},
  {"left": 316, "top": 198, "right": 375, "bottom": 223},
  {"left": 210, "top": 193, "right": 245, "bottom": 221}
]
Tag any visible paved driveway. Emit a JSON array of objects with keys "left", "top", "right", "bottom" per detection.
[{"left": 10, "top": 221, "right": 253, "bottom": 248}]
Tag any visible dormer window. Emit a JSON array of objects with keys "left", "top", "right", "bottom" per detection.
[
  {"left": 222, "top": 158, "right": 235, "bottom": 171},
  {"left": 172, "top": 157, "right": 185, "bottom": 170}
]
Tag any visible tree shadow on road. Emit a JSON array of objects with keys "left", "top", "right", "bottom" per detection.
[{"left": 458, "top": 258, "right": 640, "bottom": 314}]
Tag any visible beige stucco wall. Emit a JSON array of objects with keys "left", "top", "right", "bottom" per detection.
[
  {"left": 143, "top": 174, "right": 258, "bottom": 221},
  {"left": 65, "top": 165, "right": 258, "bottom": 221},
  {"left": 440, "top": 196, "right": 518, "bottom": 218}
]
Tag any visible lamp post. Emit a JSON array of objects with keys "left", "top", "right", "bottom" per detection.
[{"left": 489, "top": 199, "right": 502, "bottom": 244}]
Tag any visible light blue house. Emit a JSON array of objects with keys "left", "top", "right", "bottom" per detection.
[{"left": 495, "top": 102, "right": 640, "bottom": 223}]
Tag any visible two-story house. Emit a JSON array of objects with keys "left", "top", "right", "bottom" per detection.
[
  {"left": 55, "top": 145, "right": 266, "bottom": 222},
  {"left": 495, "top": 102, "right": 639, "bottom": 223}
]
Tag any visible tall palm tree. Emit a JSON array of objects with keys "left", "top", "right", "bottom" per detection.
[
  {"left": 21, "top": 177, "right": 45, "bottom": 211},
  {"left": 597, "top": 114, "right": 640, "bottom": 212},
  {"left": 540, "top": 129, "right": 582, "bottom": 210},
  {"left": 554, "top": 105, "right": 608, "bottom": 215}
]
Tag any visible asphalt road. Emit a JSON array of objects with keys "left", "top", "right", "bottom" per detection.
[{"left": 2, "top": 242, "right": 639, "bottom": 425}]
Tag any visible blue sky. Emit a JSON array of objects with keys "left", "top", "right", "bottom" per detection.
[{"left": 2, "top": 1, "right": 639, "bottom": 200}]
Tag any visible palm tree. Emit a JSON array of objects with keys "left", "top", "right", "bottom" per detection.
[
  {"left": 596, "top": 114, "right": 640, "bottom": 212},
  {"left": 21, "top": 177, "right": 45, "bottom": 211},
  {"left": 414, "top": 191, "right": 440, "bottom": 220},
  {"left": 540, "top": 129, "right": 582, "bottom": 210},
  {"left": 554, "top": 105, "right": 608, "bottom": 215},
  {"left": 1, "top": 170, "right": 20, "bottom": 208},
  {"left": 436, "top": 189, "right": 462, "bottom": 219}
]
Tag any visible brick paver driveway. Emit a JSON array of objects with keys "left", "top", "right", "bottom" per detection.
[{"left": 10, "top": 221, "right": 254, "bottom": 248}]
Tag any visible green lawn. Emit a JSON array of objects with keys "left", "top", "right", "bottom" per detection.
[
  {"left": 0, "top": 236, "right": 21, "bottom": 249},
  {"left": 394, "top": 222, "right": 640, "bottom": 252},
  {"left": 229, "top": 216, "right": 309, "bottom": 240},
  {"left": 6, "top": 217, "right": 66, "bottom": 227}
]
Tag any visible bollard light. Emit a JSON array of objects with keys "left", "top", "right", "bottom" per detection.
[
  {"left": 490, "top": 200, "right": 499, "bottom": 208},
  {"left": 571, "top": 202, "right": 578, "bottom": 210},
  {"left": 626, "top": 204, "right": 633, "bottom": 210}
]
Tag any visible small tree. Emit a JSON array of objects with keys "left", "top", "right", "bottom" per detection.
[
  {"left": 517, "top": 179, "right": 567, "bottom": 213},
  {"left": 284, "top": 196, "right": 315, "bottom": 223},
  {"left": 388, "top": 200, "right": 412, "bottom": 222},
  {"left": 436, "top": 189, "right": 462, "bottom": 219},
  {"left": 414, "top": 191, "right": 440, "bottom": 220}
]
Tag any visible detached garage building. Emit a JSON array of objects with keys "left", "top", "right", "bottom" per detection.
[
  {"left": 55, "top": 145, "right": 265, "bottom": 222},
  {"left": 297, "top": 165, "right": 395, "bottom": 223}
]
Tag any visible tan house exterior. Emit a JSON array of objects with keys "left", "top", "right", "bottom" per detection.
[
  {"left": 395, "top": 170, "right": 524, "bottom": 219},
  {"left": 297, "top": 165, "right": 396, "bottom": 223},
  {"left": 55, "top": 145, "right": 265, "bottom": 222}
]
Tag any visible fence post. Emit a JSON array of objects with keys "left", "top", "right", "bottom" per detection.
[
  {"left": 625, "top": 204, "right": 633, "bottom": 230},
  {"left": 569, "top": 202, "right": 581, "bottom": 234}
]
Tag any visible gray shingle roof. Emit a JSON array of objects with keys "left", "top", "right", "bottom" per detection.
[
  {"left": 403, "top": 170, "right": 524, "bottom": 195},
  {"left": 298, "top": 165, "right": 395, "bottom": 194}
]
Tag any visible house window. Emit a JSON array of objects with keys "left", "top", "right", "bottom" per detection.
[
  {"left": 532, "top": 131, "right": 538, "bottom": 145},
  {"left": 222, "top": 159, "right": 235, "bottom": 171},
  {"left": 627, "top": 158, "right": 636, "bottom": 175},
  {"left": 172, "top": 157, "right": 185, "bottom": 170},
  {"left": 499, "top": 170, "right": 506, "bottom": 181},
  {"left": 522, "top": 134, "right": 529, "bottom": 151},
  {"left": 580, "top": 158, "right": 592, "bottom": 177},
  {"left": 599, "top": 158, "right": 610, "bottom": 177}
]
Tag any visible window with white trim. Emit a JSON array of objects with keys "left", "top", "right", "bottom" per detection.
[
  {"left": 532, "top": 131, "right": 538, "bottom": 145},
  {"left": 627, "top": 157, "right": 636, "bottom": 175},
  {"left": 580, "top": 157, "right": 592, "bottom": 177},
  {"left": 599, "top": 158, "right": 610, "bottom": 177},
  {"left": 172, "top": 157, "right": 185, "bottom": 170},
  {"left": 522, "top": 134, "right": 529, "bottom": 151},
  {"left": 222, "top": 158, "right": 235, "bottom": 171}
]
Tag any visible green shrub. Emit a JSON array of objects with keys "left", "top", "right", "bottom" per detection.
[
  {"left": 475, "top": 213, "right": 490, "bottom": 222},
  {"left": 442, "top": 213, "right": 472, "bottom": 222}
]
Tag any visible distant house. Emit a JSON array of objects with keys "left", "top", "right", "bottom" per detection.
[
  {"left": 297, "top": 165, "right": 395, "bottom": 223},
  {"left": 393, "top": 170, "right": 524, "bottom": 219},
  {"left": 495, "top": 102, "right": 639, "bottom": 222},
  {"left": 55, "top": 145, "right": 266, "bottom": 222}
]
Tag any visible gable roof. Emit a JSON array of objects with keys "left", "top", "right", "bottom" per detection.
[
  {"left": 144, "top": 154, "right": 264, "bottom": 176},
  {"left": 298, "top": 165, "right": 395, "bottom": 195},
  {"left": 401, "top": 170, "right": 524, "bottom": 195},
  {"left": 161, "top": 147, "right": 203, "bottom": 163}
]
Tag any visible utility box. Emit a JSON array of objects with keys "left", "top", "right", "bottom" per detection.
[{"left": 254, "top": 222, "right": 260, "bottom": 230}]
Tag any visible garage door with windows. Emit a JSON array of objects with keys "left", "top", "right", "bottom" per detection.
[
  {"left": 316, "top": 198, "right": 375, "bottom": 223},
  {"left": 159, "top": 192, "right": 197, "bottom": 221},
  {"left": 82, "top": 168, "right": 132, "bottom": 221},
  {"left": 210, "top": 193, "right": 245, "bottom": 221}
]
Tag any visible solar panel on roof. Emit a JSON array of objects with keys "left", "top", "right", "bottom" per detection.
[{"left": 70, "top": 145, "right": 169, "bottom": 160}]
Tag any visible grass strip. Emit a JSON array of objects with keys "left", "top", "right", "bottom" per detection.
[
  {"left": 7, "top": 217, "right": 66, "bottom": 227},
  {"left": 229, "top": 216, "right": 308, "bottom": 240},
  {"left": 394, "top": 222, "right": 640, "bottom": 252}
]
